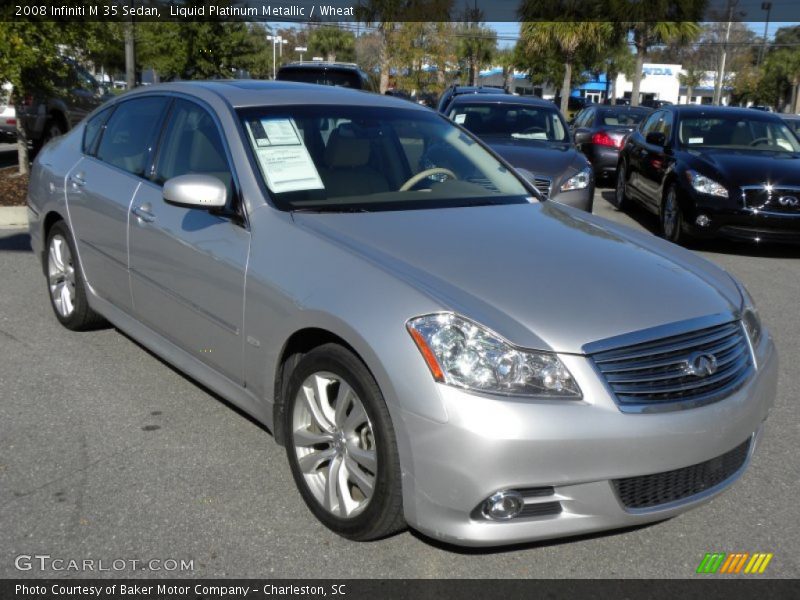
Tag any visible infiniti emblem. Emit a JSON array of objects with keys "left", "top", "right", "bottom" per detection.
[
  {"left": 684, "top": 352, "right": 718, "bottom": 377},
  {"left": 778, "top": 195, "right": 799, "bottom": 207}
]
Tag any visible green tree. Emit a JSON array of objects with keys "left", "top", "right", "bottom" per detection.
[
  {"left": 0, "top": 22, "right": 77, "bottom": 174},
  {"left": 519, "top": 22, "right": 612, "bottom": 114},
  {"left": 308, "top": 25, "right": 355, "bottom": 63},
  {"left": 608, "top": 0, "right": 706, "bottom": 107},
  {"left": 678, "top": 64, "right": 705, "bottom": 104},
  {"left": 456, "top": 23, "right": 496, "bottom": 86}
]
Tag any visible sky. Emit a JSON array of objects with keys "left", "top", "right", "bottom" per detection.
[{"left": 489, "top": 21, "right": 799, "bottom": 49}]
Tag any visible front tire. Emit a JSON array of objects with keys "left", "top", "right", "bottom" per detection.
[
  {"left": 283, "top": 343, "right": 405, "bottom": 541},
  {"left": 660, "top": 183, "right": 687, "bottom": 244},
  {"left": 46, "top": 221, "right": 106, "bottom": 330},
  {"left": 614, "top": 162, "right": 629, "bottom": 210}
]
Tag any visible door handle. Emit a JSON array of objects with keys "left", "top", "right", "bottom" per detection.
[
  {"left": 131, "top": 205, "right": 156, "bottom": 223},
  {"left": 69, "top": 172, "right": 86, "bottom": 187}
]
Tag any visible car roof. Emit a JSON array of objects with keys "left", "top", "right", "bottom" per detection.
[
  {"left": 596, "top": 105, "right": 652, "bottom": 113},
  {"left": 116, "top": 80, "right": 425, "bottom": 111},
  {"left": 670, "top": 105, "right": 784, "bottom": 121},
  {"left": 448, "top": 94, "right": 556, "bottom": 108}
]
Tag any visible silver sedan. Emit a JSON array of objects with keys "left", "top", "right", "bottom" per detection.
[{"left": 27, "top": 81, "right": 777, "bottom": 547}]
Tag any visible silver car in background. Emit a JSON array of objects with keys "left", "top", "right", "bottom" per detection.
[{"left": 27, "top": 81, "right": 777, "bottom": 547}]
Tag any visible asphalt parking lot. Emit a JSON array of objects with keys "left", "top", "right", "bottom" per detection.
[{"left": 1, "top": 185, "right": 798, "bottom": 579}]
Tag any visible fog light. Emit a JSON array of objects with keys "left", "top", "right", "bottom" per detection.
[
  {"left": 483, "top": 490, "right": 524, "bottom": 520},
  {"left": 695, "top": 214, "right": 711, "bottom": 227}
]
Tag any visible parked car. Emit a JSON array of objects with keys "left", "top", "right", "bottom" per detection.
[
  {"left": 552, "top": 95, "right": 593, "bottom": 120},
  {"left": 0, "top": 85, "right": 15, "bottom": 142},
  {"left": 571, "top": 105, "right": 653, "bottom": 181},
  {"left": 436, "top": 84, "right": 509, "bottom": 114},
  {"left": 749, "top": 105, "right": 774, "bottom": 112},
  {"left": 29, "top": 81, "right": 776, "bottom": 547},
  {"left": 616, "top": 105, "right": 800, "bottom": 244},
  {"left": 447, "top": 94, "right": 594, "bottom": 211},
  {"left": 277, "top": 62, "right": 375, "bottom": 91},
  {"left": 641, "top": 99, "right": 673, "bottom": 109},
  {"left": 780, "top": 113, "right": 800, "bottom": 136},
  {"left": 16, "top": 58, "right": 108, "bottom": 152}
]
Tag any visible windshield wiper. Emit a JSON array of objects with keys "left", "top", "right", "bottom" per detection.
[{"left": 291, "top": 206, "right": 371, "bottom": 213}]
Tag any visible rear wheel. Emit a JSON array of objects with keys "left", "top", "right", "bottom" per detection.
[
  {"left": 614, "top": 162, "right": 629, "bottom": 210},
  {"left": 283, "top": 343, "right": 405, "bottom": 541},
  {"left": 46, "top": 221, "right": 105, "bottom": 330}
]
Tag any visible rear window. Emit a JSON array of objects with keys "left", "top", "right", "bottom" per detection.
[
  {"left": 599, "top": 110, "right": 650, "bottom": 127},
  {"left": 277, "top": 68, "right": 363, "bottom": 89}
]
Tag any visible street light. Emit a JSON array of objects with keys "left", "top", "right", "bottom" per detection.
[
  {"left": 758, "top": 2, "right": 772, "bottom": 67},
  {"left": 266, "top": 35, "right": 289, "bottom": 79},
  {"left": 295, "top": 46, "right": 308, "bottom": 63}
]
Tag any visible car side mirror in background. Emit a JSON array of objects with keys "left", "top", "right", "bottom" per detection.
[
  {"left": 645, "top": 131, "right": 667, "bottom": 147},
  {"left": 163, "top": 174, "right": 227, "bottom": 209}
]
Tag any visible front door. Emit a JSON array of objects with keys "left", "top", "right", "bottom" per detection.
[{"left": 128, "top": 99, "right": 249, "bottom": 383}]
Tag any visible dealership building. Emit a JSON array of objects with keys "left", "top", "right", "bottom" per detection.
[{"left": 479, "top": 63, "right": 732, "bottom": 105}]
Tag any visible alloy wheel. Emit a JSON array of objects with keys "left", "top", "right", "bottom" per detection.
[
  {"left": 663, "top": 187, "right": 679, "bottom": 239},
  {"left": 47, "top": 234, "right": 76, "bottom": 318},
  {"left": 292, "top": 371, "right": 377, "bottom": 519}
]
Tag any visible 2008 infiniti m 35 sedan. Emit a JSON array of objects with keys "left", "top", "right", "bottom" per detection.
[{"left": 28, "top": 81, "right": 777, "bottom": 547}]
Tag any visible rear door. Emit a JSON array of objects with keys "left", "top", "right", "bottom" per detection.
[
  {"left": 626, "top": 110, "right": 662, "bottom": 200},
  {"left": 66, "top": 96, "right": 170, "bottom": 312},
  {"left": 638, "top": 111, "right": 673, "bottom": 208},
  {"left": 128, "top": 98, "right": 249, "bottom": 383}
]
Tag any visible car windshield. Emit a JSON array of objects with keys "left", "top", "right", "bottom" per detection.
[
  {"left": 239, "top": 105, "right": 531, "bottom": 212},
  {"left": 598, "top": 109, "right": 650, "bottom": 127},
  {"left": 277, "top": 68, "right": 361, "bottom": 88},
  {"left": 448, "top": 103, "right": 568, "bottom": 142},
  {"left": 679, "top": 116, "right": 800, "bottom": 153}
]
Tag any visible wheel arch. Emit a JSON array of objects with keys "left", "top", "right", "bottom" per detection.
[
  {"left": 272, "top": 327, "right": 366, "bottom": 446},
  {"left": 40, "top": 210, "right": 66, "bottom": 275}
]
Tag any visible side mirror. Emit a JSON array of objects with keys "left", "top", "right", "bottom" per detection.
[
  {"left": 646, "top": 131, "right": 666, "bottom": 147},
  {"left": 163, "top": 174, "right": 227, "bottom": 209}
]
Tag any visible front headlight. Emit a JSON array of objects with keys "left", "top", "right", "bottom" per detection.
[
  {"left": 560, "top": 166, "right": 593, "bottom": 192},
  {"left": 687, "top": 170, "right": 728, "bottom": 198},
  {"left": 736, "top": 280, "right": 762, "bottom": 347},
  {"left": 406, "top": 313, "right": 582, "bottom": 398}
]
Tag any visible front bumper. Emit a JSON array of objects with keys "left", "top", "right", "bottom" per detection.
[
  {"left": 400, "top": 333, "right": 777, "bottom": 547},
  {"left": 550, "top": 183, "right": 595, "bottom": 212},
  {"left": 684, "top": 197, "right": 800, "bottom": 244}
]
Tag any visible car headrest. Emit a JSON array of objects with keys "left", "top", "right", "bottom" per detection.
[{"left": 325, "top": 127, "right": 371, "bottom": 168}]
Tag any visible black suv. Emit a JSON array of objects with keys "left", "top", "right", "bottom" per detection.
[
  {"left": 276, "top": 62, "right": 375, "bottom": 91},
  {"left": 17, "top": 58, "right": 108, "bottom": 152}
]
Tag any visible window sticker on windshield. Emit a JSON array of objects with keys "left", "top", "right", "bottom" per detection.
[
  {"left": 454, "top": 113, "right": 466, "bottom": 124},
  {"left": 688, "top": 137, "right": 704, "bottom": 144},
  {"left": 512, "top": 132, "right": 548, "bottom": 140},
  {"left": 245, "top": 119, "right": 324, "bottom": 193}
]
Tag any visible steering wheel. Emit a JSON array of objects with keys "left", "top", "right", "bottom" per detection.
[
  {"left": 749, "top": 137, "right": 771, "bottom": 147},
  {"left": 399, "top": 167, "right": 457, "bottom": 191}
]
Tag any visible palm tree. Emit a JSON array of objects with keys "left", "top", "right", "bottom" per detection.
[
  {"left": 679, "top": 65, "right": 705, "bottom": 104},
  {"left": 457, "top": 24, "right": 496, "bottom": 86},
  {"left": 625, "top": 21, "right": 702, "bottom": 106},
  {"left": 519, "top": 22, "right": 612, "bottom": 115},
  {"left": 308, "top": 26, "right": 354, "bottom": 63}
]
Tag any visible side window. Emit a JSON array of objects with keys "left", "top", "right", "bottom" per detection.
[
  {"left": 640, "top": 111, "right": 663, "bottom": 136},
  {"left": 82, "top": 107, "right": 114, "bottom": 155},
  {"left": 96, "top": 97, "right": 169, "bottom": 176},
  {"left": 154, "top": 100, "right": 233, "bottom": 200},
  {"left": 580, "top": 108, "right": 595, "bottom": 127},
  {"left": 659, "top": 111, "right": 674, "bottom": 141}
]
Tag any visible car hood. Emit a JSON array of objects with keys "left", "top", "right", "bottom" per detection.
[
  {"left": 688, "top": 148, "right": 800, "bottom": 187},
  {"left": 479, "top": 138, "right": 582, "bottom": 178},
  {"left": 292, "top": 203, "right": 742, "bottom": 353}
]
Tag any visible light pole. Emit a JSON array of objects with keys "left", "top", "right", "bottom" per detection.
[
  {"left": 758, "top": 2, "right": 772, "bottom": 67},
  {"left": 295, "top": 46, "right": 308, "bottom": 62},
  {"left": 266, "top": 35, "right": 288, "bottom": 79}
]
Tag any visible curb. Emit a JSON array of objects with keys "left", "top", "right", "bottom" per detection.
[{"left": 0, "top": 206, "right": 28, "bottom": 228}]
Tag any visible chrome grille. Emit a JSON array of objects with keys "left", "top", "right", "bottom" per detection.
[
  {"left": 742, "top": 186, "right": 800, "bottom": 214},
  {"left": 531, "top": 176, "right": 551, "bottom": 199},
  {"left": 592, "top": 320, "right": 753, "bottom": 412}
]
